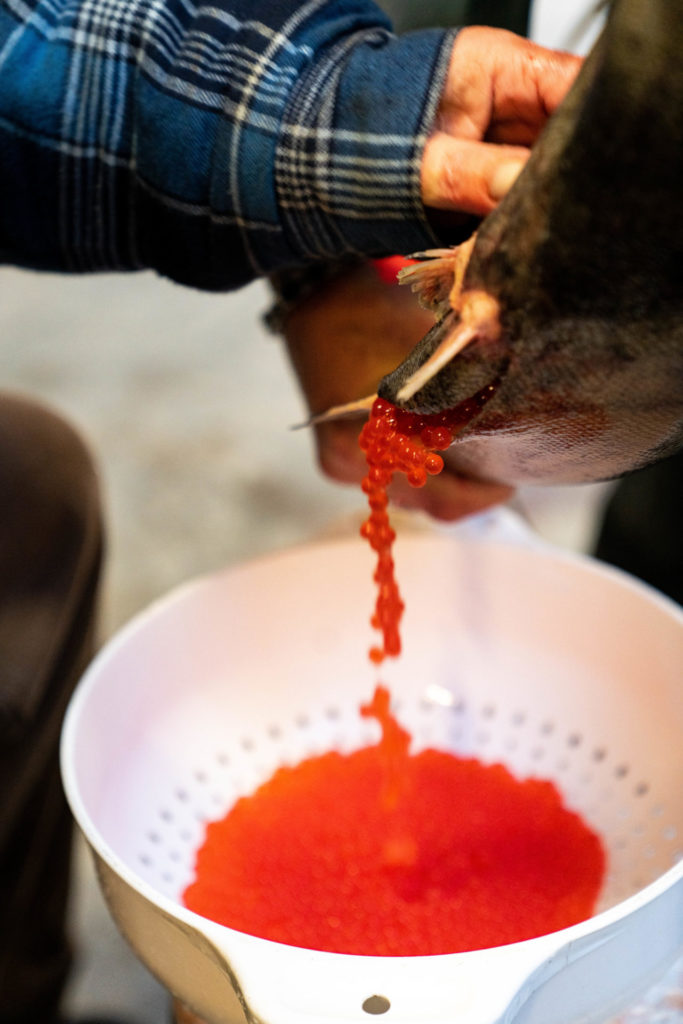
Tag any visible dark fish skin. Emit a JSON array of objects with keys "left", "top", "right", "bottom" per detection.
[{"left": 379, "top": 0, "right": 683, "bottom": 485}]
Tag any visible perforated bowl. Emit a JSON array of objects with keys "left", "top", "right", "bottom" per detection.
[{"left": 61, "top": 511, "right": 683, "bottom": 1024}]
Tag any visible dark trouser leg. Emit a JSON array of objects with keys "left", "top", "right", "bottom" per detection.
[
  {"left": 0, "top": 394, "right": 103, "bottom": 1024},
  {"left": 594, "top": 450, "right": 683, "bottom": 606}
]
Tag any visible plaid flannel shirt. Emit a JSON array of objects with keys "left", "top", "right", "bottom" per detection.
[{"left": 0, "top": 0, "right": 454, "bottom": 290}]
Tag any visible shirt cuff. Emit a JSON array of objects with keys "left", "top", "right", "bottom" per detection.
[{"left": 263, "top": 27, "right": 457, "bottom": 271}]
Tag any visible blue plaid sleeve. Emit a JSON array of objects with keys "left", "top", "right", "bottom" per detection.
[{"left": 0, "top": 0, "right": 453, "bottom": 289}]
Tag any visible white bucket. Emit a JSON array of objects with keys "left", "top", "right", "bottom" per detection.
[{"left": 61, "top": 511, "right": 683, "bottom": 1024}]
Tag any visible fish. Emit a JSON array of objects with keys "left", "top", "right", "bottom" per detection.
[{"left": 319, "top": 0, "right": 683, "bottom": 486}]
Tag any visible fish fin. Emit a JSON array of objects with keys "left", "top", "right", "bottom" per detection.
[
  {"left": 395, "top": 320, "right": 479, "bottom": 403},
  {"left": 291, "top": 393, "right": 377, "bottom": 429},
  {"left": 397, "top": 258, "right": 457, "bottom": 318},
  {"left": 406, "top": 248, "right": 460, "bottom": 260},
  {"left": 397, "top": 236, "right": 477, "bottom": 320},
  {"left": 395, "top": 287, "right": 501, "bottom": 404}
]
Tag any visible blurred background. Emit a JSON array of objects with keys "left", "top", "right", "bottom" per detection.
[
  {"left": 2, "top": 1, "right": 678, "bottom": 1022},
  {"left": 1, "top": 266, "right": 613, "bottom": 1023}
]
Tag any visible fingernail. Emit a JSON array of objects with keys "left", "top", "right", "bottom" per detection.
[{"left": 489, "top": 160, "right": 525, "bottom": 201}]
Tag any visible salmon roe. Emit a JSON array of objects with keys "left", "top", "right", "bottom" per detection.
[
  {"left": 359, "top": 386, "right": 497, "bottom": 663},
  {"left": 182, "top": 686, "right": 605, "bottom": 956},
  {"left": 182, "top": 384, "right": 606, "bottom": 957}
]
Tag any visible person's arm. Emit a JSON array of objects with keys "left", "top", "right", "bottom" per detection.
[
  {"left": 270, "top": 24, "right": 581, "bottom": 520},
  {"left": 0, "top": 0, "right": 453, "bottom": 287},
  {"left": 280, "top": 258, "right": 515, "bottom": 521}
]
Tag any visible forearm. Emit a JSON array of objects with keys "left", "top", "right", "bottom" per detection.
[{"left": 0, "top": 0, "right": 452, "bottom": 289}]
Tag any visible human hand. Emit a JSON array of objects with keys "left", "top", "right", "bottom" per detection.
[
  {"left": 281, "top": 261, "right": 514, "bottom": 521},
  {"left": 422, "top": 27, "right": 582, "bottom": 217}
]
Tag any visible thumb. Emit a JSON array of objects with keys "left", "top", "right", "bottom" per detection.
[
  {"left": 422, "top": 133, "right": 527, "bottom": 216},
  {"left": 488, "top": 158, "right": 526, "bottom": 201}
]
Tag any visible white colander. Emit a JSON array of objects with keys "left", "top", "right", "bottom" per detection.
[{"left": 60, "top": 510, "right": 683, "bottom": 1024}]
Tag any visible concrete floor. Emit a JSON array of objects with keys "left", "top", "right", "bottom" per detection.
[
  {"left": 4, "top": 263, "right": 681, "bottom": 1023},
  {"left": 1, "top": 264, "right": 610, "bottom": 1018},
  {"left": 3, "top": 266, "right": 368, "bottom": 1020}
]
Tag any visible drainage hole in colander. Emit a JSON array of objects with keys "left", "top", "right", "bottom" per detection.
[
  {"left": 160, "top": 808, "right": 174, "bottom": 822},
  {"left": 540, "top": 720, "right": 554, "bottom": 736},
  {"left": 634, "top": 781, "right": 649, "bottom": 797},
  {"left": 511, "top": 711, "right": 526, "bottom": 726},
  {"left": 663, "top": 825, "right": 678, "bottom": 841},
  {"left": 567, "top": 732, "right": 582, "bottom": 748},
  {"left": 592, "top": 747, "right": 607, "bottom": 762},
  {"left": 362, "top": 995, "right": 390, "bottom": 1015},
  {"left": 615, "top": 764, "right": 630, "bottom": 779}
]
